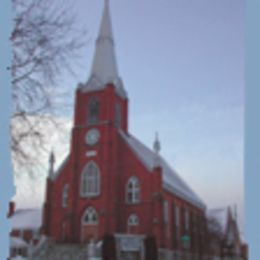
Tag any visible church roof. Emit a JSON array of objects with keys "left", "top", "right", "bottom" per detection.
[
  {"left": 207, "top": 207, "right": 242, "bottom": 245},
  {"left": 79, "top": 0, "right": 127, "bottom": 99},
  {"left": 9, "top": 256, "right": 28, "bottom": 260},
  {"left": 10, "top": 208, "right": 42, "bottom": 230},
  {"left": 207, "top": 208, "right": 228, "bottom": 232},
  {"left": 119, "top": 130, "right": 206, "bottom": 210}
]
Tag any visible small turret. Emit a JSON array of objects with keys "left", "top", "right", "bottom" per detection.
[
  {"left": 48, "top": 150, "right": 55, "bottom": 180},
  {"left": 153, "top": 132, "right": 161, "bottom": 168}
]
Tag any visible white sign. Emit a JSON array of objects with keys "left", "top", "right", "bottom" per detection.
[
  {"left": 119, "top": 236, "right": 141, "bottom": 251},
  {"left": 86, "top": 151, "right": 97, "bottom": 157}
]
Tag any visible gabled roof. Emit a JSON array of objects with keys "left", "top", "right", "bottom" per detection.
[
  {"left": 10, "top": 208, "right": 42, "bottom": 230},
  {"left": 119, "top": 130, "right": 206, "bottom": 210},
  {"left": 52, "top": 154, "right": 70, "bottom": 181},
  {"left": 207, "top": 207, "right": 242, "bottom": 245}
]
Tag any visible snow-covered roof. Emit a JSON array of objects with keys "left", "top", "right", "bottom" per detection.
[
  {"left": 79, "top": 0, "right": 127, "bottom": 99},
  {"left": 10, "top": 208, "right": 42, "bottom": 230},
  {"left": 10, "top": 256, "right": 27, "bottom": 260},
  {"left": 119, "top": 130, "right": 206, "bottom": 210},
  {"left": 53, "top": 154, "right": 70, "bottom": 180},
  {"left": 10, "top": 237, "right": 28, "bottom": 248},
  {"left": 208, "top": 207, "right": 246, "bottom": 247}
]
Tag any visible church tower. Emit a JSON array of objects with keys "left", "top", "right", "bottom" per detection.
[
  {"left": 70, "top": 0, "right": 129, "bottom": 242},
  {"left": 42, "top": 1, "right": 207, "bottom": 257},
  {"left": 43, "top": 0, "right": 129, "bottom": 243}
]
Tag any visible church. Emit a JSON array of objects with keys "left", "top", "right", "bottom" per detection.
[
  {"left": 40, "top": 1, "right": 207, "bottom": 259},
  {"left": 9, "top": 1, "right": 215, "bottom": 259}
]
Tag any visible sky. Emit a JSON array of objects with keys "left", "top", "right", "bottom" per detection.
[{"left": 13, "top": 0, "right": 245, "bottom": 237}]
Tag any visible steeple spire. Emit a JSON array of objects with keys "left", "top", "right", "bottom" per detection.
[
  {"left": 80, "top": 0, "right": 127, "bottom": 98},
  {"left": 97, "top": 0, "right": 113, "bottom": 43},
  {"left": 91, "top": 0, "right": 117, "bottom": 80}
]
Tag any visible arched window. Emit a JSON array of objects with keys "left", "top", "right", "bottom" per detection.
[
  {"left": 185, "top": 209, "right": 189, "bottom": 231},
  {"left": 87, "top": 97, "right": 100, "bottom": 125},
  {"left": 163, "top": 200, "right": 169, "bottom": 223},
  {"left": 62, "top": 184, "right": 69, "bottom": 208},
  {"left": 81, "top": 161, "right": 100, "bottom": 197},
  {"left": 126, "top": 176, "right": 140, "bottom": 204},
  {"left": 127, "top": 214, "right": 139, "bottom": 226},
  {"left": 82, "top": 207, "right": 99, "bottom": 225},
  {"left": 115, "top": 103, "right": 121, "bottom": 128}
]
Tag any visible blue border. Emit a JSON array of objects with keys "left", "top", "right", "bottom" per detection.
[
  {"left": 245, "top": 0, "right": 260, "bottom": 259},
  {"left": 0, "top": 0, "right": 14, "bottom": 258},
  {"left": 0, "top": 0, "right": 256, "bottom": 259}
]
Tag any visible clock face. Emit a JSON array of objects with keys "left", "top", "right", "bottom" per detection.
[{"left": 85, "top": 129, "right": 100, "bottom": 146}]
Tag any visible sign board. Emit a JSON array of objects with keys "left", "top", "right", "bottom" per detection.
[
  {"left": 115, "top": 234, "right": 144, "bottom": 252},
  {"left": 120, "top": 236, "right": 141, "bottom": 251},
  {"left": 181, "top": 235, "right": 190, "bottom": 241}
]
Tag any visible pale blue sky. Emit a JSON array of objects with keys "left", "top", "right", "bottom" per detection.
[{"left": 15, "top": 0, "right": 245, "bottom": 236}]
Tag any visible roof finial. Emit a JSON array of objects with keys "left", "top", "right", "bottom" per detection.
[
  {"left": 48, "top": 149, "right": 55, "bottom": 180},
  {"left": 153, "top": 132, "right": 161, "bottom": 154},
  {"left": 234, "top": 204, "right": 237, "bottom": 222},
  {"left": 153, "top": 132, "right": 161, "bottom": 168}
]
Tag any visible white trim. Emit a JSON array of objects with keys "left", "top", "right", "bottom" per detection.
[{"left": 86, "top": 151, "right": 97, "bottom": 157}]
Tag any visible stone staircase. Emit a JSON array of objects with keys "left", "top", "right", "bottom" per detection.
[{"left": 29, "top": 237, "right": 99, "bottom": 260}]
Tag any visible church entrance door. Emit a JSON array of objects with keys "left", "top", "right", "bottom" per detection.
[{"left": 81, "top": 225, "right": 98, "bottom": 243}]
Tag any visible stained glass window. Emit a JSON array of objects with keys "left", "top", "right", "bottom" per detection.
[
  {"left": 126, "top": 176, "right": 140, "bottom": 204},
  {"left": 81, "top": 161, "right": 100, "bottom": 197}
]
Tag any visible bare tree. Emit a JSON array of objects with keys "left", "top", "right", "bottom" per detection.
[
  {"left": 205, "top": 216, "right": 224, "bottom": 257},
  {"left": 10, "top": 0, "right": 86, "bottom": 175}
]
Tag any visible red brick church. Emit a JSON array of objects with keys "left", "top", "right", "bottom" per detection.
[{"left": 40, "top": 0, "right": 207, "bottom": 259}]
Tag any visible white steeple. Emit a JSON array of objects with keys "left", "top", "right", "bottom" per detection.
[{"left": 80, "top": 0, "right": 127, "bottom": 98}]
